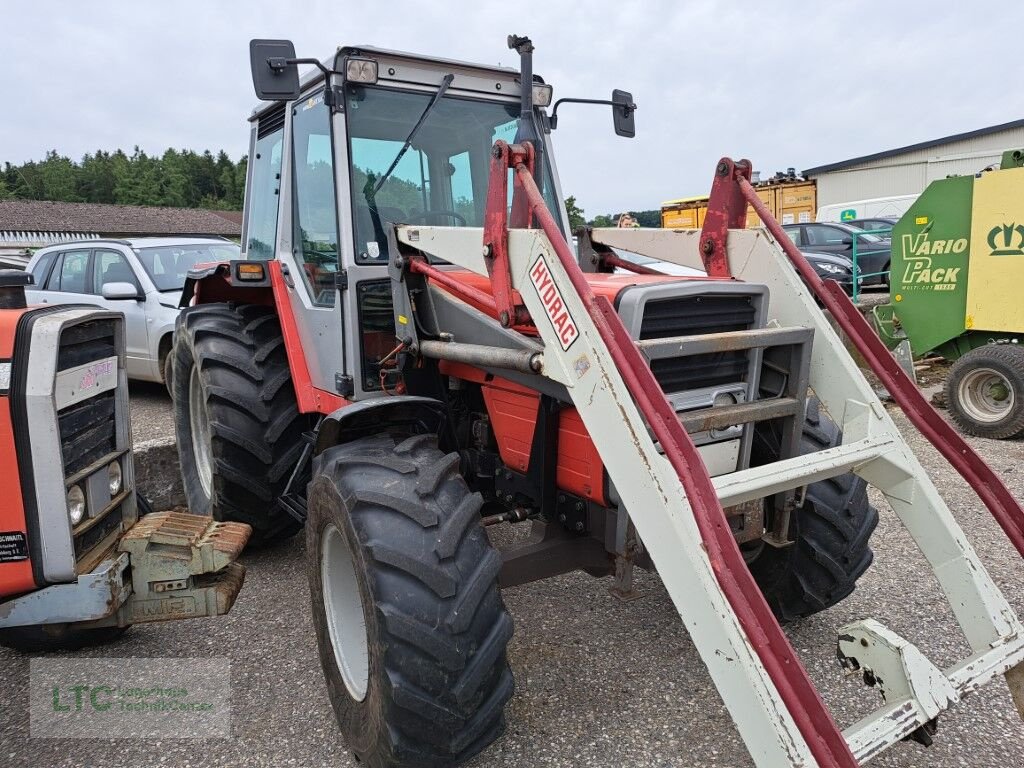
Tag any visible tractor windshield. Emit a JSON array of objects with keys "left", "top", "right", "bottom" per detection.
[{"left": 345, "top": 86, "right": 562, "bottom": 264}]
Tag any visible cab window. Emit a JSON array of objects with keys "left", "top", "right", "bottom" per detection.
[
  {"left": 346, "top": 87, "right": 563, "bottom": 265},
  {"left": 246, "top": 108, "right": 285, "bottom": 260},
  {"left": 291, "top": 91, "right": 340, "bottom": 307}
]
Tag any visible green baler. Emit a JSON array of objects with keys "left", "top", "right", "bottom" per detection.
[{"left": 874, "top": 150, "right": 1024, "bottom": 438}]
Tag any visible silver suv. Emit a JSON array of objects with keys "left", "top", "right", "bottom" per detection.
[{"left": 24, "top": 237, "right": 240, "bottom": 391}]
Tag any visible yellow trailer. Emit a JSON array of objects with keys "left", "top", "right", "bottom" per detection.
[{"left": 662, "top": 179, "right": 816, "bottom": 229}]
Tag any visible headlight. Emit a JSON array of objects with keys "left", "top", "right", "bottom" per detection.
[
  {"left": 532, "top": 83, "right": 553, "bottom": 107},
  {"left": 713, "top": 391, "right": 738, "bottom": 408},
  {"left": 344, "top": 56, "right": 378, "bottom": 84},
  {"left": 108, "top": 461, "right": 123, "bottom": 496},
  {"left": 817, "top": 263, "right": 847, "bottom": 275},
  {"left": 67, "top": 485, "right": 86, "bottom": 526}
]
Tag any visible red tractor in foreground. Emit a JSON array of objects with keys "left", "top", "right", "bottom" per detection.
[
  {"left": 172, "top": 35, "right": 1024, "bottom": 768},
  {"left": 0, "top": 270, "right": 249, "bottom": 652}
]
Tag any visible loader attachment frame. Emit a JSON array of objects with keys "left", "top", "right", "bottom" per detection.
[{"left": 393, "top": 146, "right": 1024, "bottom": 766}]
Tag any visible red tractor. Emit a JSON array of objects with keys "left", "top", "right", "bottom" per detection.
[
  {"left": 0, "top": 270, "right": 249, "bottom": 652},
  {"left": 172, "top": 35, "right": 1024, "bottom": 768}
]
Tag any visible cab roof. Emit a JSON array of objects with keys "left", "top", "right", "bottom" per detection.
[{"left": 251, "top": 44, "right": 544, "bottom": 121}]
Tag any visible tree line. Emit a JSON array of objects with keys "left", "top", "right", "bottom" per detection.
[
  {"left": 0, "top": 151, "right": 659, "bottom": 227},
  {"left": 0, "top": 148, "right": 247, "bottom": 210},
  {"left": 565, "top": 196, "right": 661, "bottom": 230}
]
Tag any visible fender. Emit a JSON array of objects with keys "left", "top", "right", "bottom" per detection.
[
  {"left": 178, "top": 261, "right": 275, "bottom": 308},
  {"left": 179, "top": 260, "right": 348, "bottom": 415},
  {"left": 313, "top": 396, "right": 448, "bottom": 457}
]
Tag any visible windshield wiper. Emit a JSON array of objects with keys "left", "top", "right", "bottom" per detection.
[{"left": 372, "top": 73, "right": 455, "bottom": 195}]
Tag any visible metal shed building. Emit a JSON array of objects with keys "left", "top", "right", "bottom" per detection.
[{"left": 803, "top": 119, "right": 1024, "bottom": 208}]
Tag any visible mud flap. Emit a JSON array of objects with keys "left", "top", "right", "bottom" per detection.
[{"left": 117, "top": 512, "right": 251, "bottom": 624}]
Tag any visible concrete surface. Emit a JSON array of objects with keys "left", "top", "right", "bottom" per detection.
[{"left": 2, "top": 401, "right": 1024, "bottom": 766}]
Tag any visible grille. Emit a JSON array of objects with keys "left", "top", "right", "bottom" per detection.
[
  {"left": 257, "top": 104, "right": 286, "bottom": 139},
  {"left": 57, "top": 318, "right": 126, "bottom": 561},
  {"left": 58, "top": 319, "right": 119, "bottom": 476},
  {"left": 639, "top": 295, "right": 756, "bottom": 340},
  {"left": 58, "top": 319, "right": 118, "bottom": 371},
  {"left": 74, "top": 506, "right": 123, "bottom": 559},
  {"left": 59, "top": 391, "right": 117, "bottom": 476},
  {"left": 640, "top": 294, "right": 756, "bottom": 393}
]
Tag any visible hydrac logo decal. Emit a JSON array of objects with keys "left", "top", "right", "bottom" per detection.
[{"left": 529, "top": 256, "right": 579, "bottom": 350}]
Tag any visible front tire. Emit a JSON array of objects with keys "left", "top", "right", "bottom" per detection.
[
  {"left": 747, "top": 397, "right": 878, "bottom": 622},
  {"left": 173, "top": 303, "right": 308, "bottom": 546},
  {"left": 946, "top": 344, "right": 1024, "bottom": 439},
  {"left": 307, "top": 434, "right": 514, "bottom": 768}
]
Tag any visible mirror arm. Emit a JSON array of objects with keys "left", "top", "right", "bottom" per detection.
[
  {"left": 549, "top": 97, "right": 637, "bottom": 129},
  {"left": 267, "top": 57, "right": 342, "bottom": 106}
]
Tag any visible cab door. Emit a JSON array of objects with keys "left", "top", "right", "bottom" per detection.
[{"left": 275, "top": 88, "right": 347, "bottom": 395}]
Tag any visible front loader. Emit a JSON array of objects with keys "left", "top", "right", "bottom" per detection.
[{"left": 173, "top": 35, "right": 1024, "bottom": 767}]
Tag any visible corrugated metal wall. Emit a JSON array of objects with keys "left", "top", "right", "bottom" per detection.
[{"left": 808, "top": 126, "right": 1024, "bottom": 208}]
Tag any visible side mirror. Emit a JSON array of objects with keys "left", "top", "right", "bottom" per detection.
[
  {"left": 841, "top": 236, "right": 854, "bottom": 246},
  {"left": 250, "top": 39, "right": 300, "bottom": 101},
  {"left": 102, "top": 282, "right": 142, "bottom": 301},
  {"left": 612, "top": 89, "right": 636, "bottom": 138}
]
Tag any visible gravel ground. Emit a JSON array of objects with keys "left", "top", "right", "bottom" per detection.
[
  {"left": 127, "top": 380, "right": 175, "bottom": 446},
  {"left": 2, "top": 396, "right": 1024, "bottom": 766}
]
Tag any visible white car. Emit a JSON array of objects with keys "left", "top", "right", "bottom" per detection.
[{"left": 24, "top": 237, "right": 240, "bottom": 391}]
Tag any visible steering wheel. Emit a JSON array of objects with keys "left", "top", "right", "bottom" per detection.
[{"left": 406, "top": 210, "right": 467, "bottom": 226}]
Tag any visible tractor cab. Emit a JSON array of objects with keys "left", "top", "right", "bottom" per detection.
[{"left": 236, "top": 38, "right": 648, "bottom": 401}]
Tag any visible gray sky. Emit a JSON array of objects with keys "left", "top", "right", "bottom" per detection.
[{"left": 3, "top": 1, "right": 1022, "bottom": 216}]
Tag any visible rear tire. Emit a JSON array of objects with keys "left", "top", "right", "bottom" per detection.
[
  {"left": 747, "top": 397, "right": 878, "bottom": 622},
  {"left": 173, "top": 303, "right": 308, "bottom": 546},
  {"left": 307, "top": 434, "right": 514, "bottom": 768},
  {"left": 0, "top": 624, "right": 128, "bottom": 653},
  {"left": 946, "top": 344, "right": 1024, "bottom": 439}
]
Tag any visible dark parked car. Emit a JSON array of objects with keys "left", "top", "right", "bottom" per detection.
[
  {"left": 802, "top": 250, "right": 855, "bottom": 295},
  {"left": 611, "top": 247, "right": 856, "bottom": 296},
  {"left": 846, "top": 217, "right": 897, "bottom": 233},
  {"left": 782, "top": 222, "right": 890, "bottom": 286}
]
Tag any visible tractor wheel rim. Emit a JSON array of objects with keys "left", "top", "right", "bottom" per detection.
[
  {"left": 321, "top": 523, "right": 369, "bottom": 702},
  {"left": 958, "top": 367, "right": 1014, "bottom": 424},
  {"left": 189, "top": 366, "right": 214, "bottom": 498}
]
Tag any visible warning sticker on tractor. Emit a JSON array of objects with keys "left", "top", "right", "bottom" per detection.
[
  {"left": 529, "top": 255, "right": 579, "bottom": 350},
  {"left": 0, "top": 531, "right": 29, "bottom": 562}
]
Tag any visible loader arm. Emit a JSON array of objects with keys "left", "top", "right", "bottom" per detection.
[{"left": 393, "top": 144, "right": 1024, "bottom": 766}]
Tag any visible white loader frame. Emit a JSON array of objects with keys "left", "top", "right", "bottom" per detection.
[{"left": 394, "top": 155, "right": 1024, "bottom": 766}]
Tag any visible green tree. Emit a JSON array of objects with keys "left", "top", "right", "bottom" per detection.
[
  {"left": 633, "top": 210, "right": 661, "bottom": 228},
  {"left": 0, "top": 175, "right": 10, "bottom": 200},
  {"left": 157, "top": 148, "right": 190, "bottom": 207},
  {"left": 564, "top": 196, "right": 586, "bottom": 231},
  {"left": 37, "top": 151, "right": 82, "bottom": 201},
  {"left": 590, "top": 213, "right": 614, "bottom": 227},
  {"left": 79, "top": 151, "right": 117, "bottom": 203}
]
